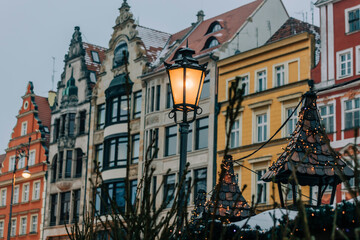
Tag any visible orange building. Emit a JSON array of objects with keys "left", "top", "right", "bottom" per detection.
[{"left": 1, "top": 82, "right": 51, "bottom": 239}]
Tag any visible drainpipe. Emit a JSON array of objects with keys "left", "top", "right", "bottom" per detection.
[
  {"left": 210, "top": 53, "right": 219, "bottom": 188},
  {"left": 83, "top": 98, "right": 92, "bottom": 220}
]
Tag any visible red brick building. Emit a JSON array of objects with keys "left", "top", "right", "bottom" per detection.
[
  {"left": 313, "top": 0, "right": 360, "bottom": 203},
  {"left": 1, "top": 82, "right": 51, "bottom": 239}
]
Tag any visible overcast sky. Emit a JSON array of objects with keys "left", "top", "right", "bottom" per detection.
[{"left": 0, "top": 0, "right": 319, "bottom": 154}]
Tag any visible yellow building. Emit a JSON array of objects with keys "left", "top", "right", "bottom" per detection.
[{"left": 217, "top": 19, "right": 319, "bottom": 211}]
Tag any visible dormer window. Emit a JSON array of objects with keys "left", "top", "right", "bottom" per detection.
[
  {"left": 91, "top": 51, "right": 100, "bottom": 63},
  {"left": 89, "top": 71, "right": 97, "bottom": 83},
  {"left": 113, "top": 41, "right": 129, "bottom": 68},
  {"left": 205, "top": 21, "right": 222, "bottom": 35},
  {"left": 203, "top": 37, "right": 219, "bottom": 50}
]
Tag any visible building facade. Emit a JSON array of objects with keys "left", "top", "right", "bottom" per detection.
[
  {"left": 1, "top": 82, "right": 51, "bottom": 239},
  {"left": 313, "top": 0, "right": 360, "bottom": 203},
  {"left": 217, "top": 19, "right": 319, "bottom": 211},
  {"left": 44, "top": 27, "right": 106, "bottom": 239}
]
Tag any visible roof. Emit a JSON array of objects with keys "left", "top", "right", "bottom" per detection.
[
  {"left": 266, "top": 17, "right": 320, "bottom": 44},
  {"left": 151, "top": 0, "right": 264, "bottom": 69},
  {"left": 83, "top": 42, "right": 107, "bottom": 73},
  {"left": 34, "top": 95, "right": 51, "bottom": 130},
  {"left": 137, "top": 25, "right": 171, "bottom": 63}
]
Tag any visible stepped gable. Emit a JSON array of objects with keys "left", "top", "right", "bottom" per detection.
[
  {"left": 206, "top": 155, "right": 250, "bottom": 222},
  {"left": 137, "top": 25, "right": 171, "bottom": 63},
  {"left": 34, "top": 96, "right": 51, "bottom": 130},
  {"left": 261, "top": 91, "right": 354, "bottom": 186},
  {"left": 0, "top": 154, "right": 5, "bottom": 170},
  {"left": 266, "top": 17, "right": 320, "bottom": 44},
  {"left": 83, "top": 42, "right": 107, "bottom": 73}
]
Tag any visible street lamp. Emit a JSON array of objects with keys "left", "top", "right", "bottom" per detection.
[
  {"left": 165, "top": 42, "right": 207, "bottom": 228},
  {"left": 7, "top": 137, "right": 31, "bottom": 240}
]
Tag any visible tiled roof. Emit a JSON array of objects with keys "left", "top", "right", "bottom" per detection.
[
  {"left": 165, "top": 0, "right": 264, "bottom": 62},
  {"left": 34, "top": 96, "right": 51, "bottom": 130},
  {"left": 137, "top": 25, "right": 171, "bottom": 63},
  {"left": 266, "top": 17, "right": 320, "bottom": 44},
  {"left": 261, "top": 92, "right": 354, "bottom": 186},
  {"left": 83, "top": 42, "right": 107, "bottom": 73}
]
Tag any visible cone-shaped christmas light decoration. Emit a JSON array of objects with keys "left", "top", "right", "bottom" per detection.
[
  {"left": 205, "top": 155, "right": 250, "bottom": 222},
  {"left": 261, "top": 91, "right": 354, "bottom": 206}
]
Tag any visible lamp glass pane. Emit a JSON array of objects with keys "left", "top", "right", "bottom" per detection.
[{"left": 168, "top": 68, "right": 184, "bottom": 106}]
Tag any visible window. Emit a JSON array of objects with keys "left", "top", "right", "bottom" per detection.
[
  {"left": 68, "top": 113, "right": 76, "bottom": 136},
  {"left": 152, "top": 176, "right": 157, "bottom": 210},
  {"left": 105, "top": 136, "right": 128, "bottom": 169},
  {"left": 113, "top": 41, "right": 129, "bottom": 67},
  {"left": 256, "top": 169, "right": 267, "bottom": 203},
  {"left": 109, "top": 95, "right": 129, "bottom": 123},
  {"left": 97, "top": 104, "right": 105, "bottom": 130},
  {"left": 150, "top": 86, "right": 155, "bottom": 112},
  {"left": 348, "top": 8, "right": 360, "bottom": 33},
  {"left": 165, "top": 126, "right": 177, "bottom": 156},
  {"left": 61, "top": 114, "right": 66, "bottom": 136},
  {"left": 240, "top": 75, "right": 249, "bottom": 96},
  {"left": 196, "top": 117, "right": 208, "bottom": 150},
  {"left": 203, "top": 37, "right": 219, "bottom": 50},
  {"left": 9, "top": 156, "right": 16, "bottom": 171},
  {"left": 29, "top": 150, "right": 36, "bottom": 166},
  {"left": 89, "top": 71, "right": 97, "bottom": 83},
  {"left": 30, "top": 215, "right": 38, "bottom": 233},
  {"left": 256, "top": 70, "right": 267, "bottom": 92},
  {"left": 14, "top": 186, "right": 19, "bottom": 204},
  {"left": 75, "top": 149, "right": 83, "bottom": 178},
  {"left": 156, "top": 85, "right": 161, "bottom": 111},
  {"left": 91, "top": 51, "right": 100, "bottom": 63},
  {"left": 51, "top": 155, "right": 57, "bottom": 183},
  {"left": 286, "top": 107, "right": 298, "bottom": 136},
  {"left": 20, "top": 216, "right": 27, "bottom": 235},
  {"left": 256, "top": 113, "right": 268, "bottom": 143},
  {"left": 79, "top": 111, "right": 86, "bottom": 135},
  {"left": 148, "top": 128, "right": 159, "bottom": 158},
  {"left": 200, "top": 71, "right": 210, "bottom": 100},
  {"left": 33, "top": 181, "right": 41, "bottom": 200},
  {"left": 194, "top": 168, "right": 207, "bottom": 201},
  {"left": 10, "top": 218, "right": 16, "bottom": 237},
  {"left": 206, "top": 21, "right": 222, "bottom": 34},
  {"left": 286, "top": 183, "right": 298, "bottom": 200},
  {"left": 98, "top": 181, "right": 125, "bottom": 214},
  {"left": 320, "top": 104, "right": 334, "bottom": 133},
  {"left": 22, "top": 183, "right": 29, "bottom": 202},
  {"left": 275, "top": 65, "right": 285, "bottom": 87},
  {"left": 54, "top": 118, "right": 60, "bottom": 141},
  {"left": 230, "top": 120, "right": 240, "bottom": 148},
  {"left": 95, "top": 144, "right": 103, "bottom": 171},
  {"left": 133, "top": 91, "right": 142, "bottom": 118},
  {"left": 60, "top": 192, "right": 71, "bottom": 224},
  {"left": 187, "top": 123, "right": 193, "bottom": 152},
  {"left": 0, "top": 189, "right": 6, "bottom": 206},
  {"left": 21, "top": 121, "right": 27, "bottom": 136},
  {"left": 50, "top": 194, "right": 57, "bottom": 226},
  {"left": 0, "top": 220, "right": 4, "bottom": 238},
  {"left": 164, "top": 174, "right": 175, "bottom": 208},
  {"left": 345, "top": 98, "right": 360, "bottom": 129},
  {"left": 337, "top": 50, "right": 352, "bottom": 78},
  {"left": 18, "top": 155, "right": 25, "bottom": 169},
  {"left": 72, "top": 190, "right": 80, "bottom": 222},
  {"left": 166, "top": 83, "right": 173, "bottom": 108},
  {"left": 131, "top": 134, "right": 140, "bottom": 164},
  {"left": 58, "top": 151, "right": 64, "bottom": 179},
  {"left": 131, "top": 180, "right": 137, "bottom": 205},
  {"left": 65, "top": 150, "right": 72, "bottom": 178}
]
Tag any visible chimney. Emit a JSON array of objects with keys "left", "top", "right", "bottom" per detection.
[{"left": 197, "top": 10, "right": 205, "bottom": 22}]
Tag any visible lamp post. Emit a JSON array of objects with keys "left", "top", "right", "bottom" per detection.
[
  {"left": 165, "top": 42, "right": 207, "bottom": 230},
  {"left": 7, "top": 137, "right": 31, "bottom": 240}
]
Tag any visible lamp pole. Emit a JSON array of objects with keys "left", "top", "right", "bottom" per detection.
[
  {"left": 7, "top": 137, "right": 31, "bottom": 240},
  {"left": 165, "top": 42, "right": 207, "bottom": 233}
]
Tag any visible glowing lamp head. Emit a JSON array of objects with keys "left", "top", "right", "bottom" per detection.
[
  {"left": 165, "top": 44, "right": 207, "bottom": 112},
  {"left": 22, "top": 169, "right": 31, "bottom": 179}
]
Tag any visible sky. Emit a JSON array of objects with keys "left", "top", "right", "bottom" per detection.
[{"left": 0, "top": 0, "right": 319, "bottom": 154}]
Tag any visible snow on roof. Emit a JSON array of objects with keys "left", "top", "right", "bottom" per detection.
[{"left": 233, "top": 208, "right": 298, "bottom": 231}]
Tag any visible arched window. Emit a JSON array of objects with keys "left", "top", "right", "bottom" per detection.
[
  {"left": 205, "top": 21, "right": 222, "bottom": 35},
  {"left": 203, "top": 37, "right": 219, "bottom": 50},
  {"left": 113, "top": 41, "right": 129, "bottom": 68},
  {"left": 51, "top": 155, "right": 57, "bottom": 183}
]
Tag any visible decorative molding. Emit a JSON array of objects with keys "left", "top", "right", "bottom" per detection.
[
  {"left": 248, "top": 100, "right": 272, "bottom": 109},
  {"left": 277, "top": 92, "right": 303, "bottom": 102},
  {"left": 248, "top": 155, "right": 272, "bottom": 164}
]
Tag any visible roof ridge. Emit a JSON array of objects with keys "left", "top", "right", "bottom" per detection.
[{"left": 137, "top": 25, "right": 171, "bottom": 35}]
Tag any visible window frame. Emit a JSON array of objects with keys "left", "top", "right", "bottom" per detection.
[
  {"left": 21, "top": 121, "right": 28, "bottom": 136},
  {"left": 59, "top": 191, "right": 71, "bottom": 225},
  {"left": 195, "top": 117, "right": 209, "bottom": 150},
  {"left": 336, "top": 48, "right": 353, "bottom": 79},
  {"left": 255, "top": 169, "right": 268, "bottom": 204},
  {"left": 10, "top": 218, "right": 16, "bottom": 237},
  {"left": 22, "top": 183, "right": 30, "bottom": 202},
  {"left": 273, "top": 63, "right": 287, "bottom": 88},
  {"left": 20, "top": 216, "right": 27, "bottom": 235},
  {"left": 252, "top": 107, "right": 270, "bottom": 144},
  {"left": 97, "top": 104, "right": 106, "bottom": 130},
  {"left": 133, "top": 91, "right": 142, "bottom": 119},
  {"left": 165, "top": 125, "right": 177, "bottom": 156},
  {"left": 194, "top": 168, "right": 207, "bottom": 202},
  {"left": 230, "top": 118, "right": 241, "bottom": 149},
  {"left": 14, "top": 185, "right": 19, "bottom": 204},
  {"left": 95, "top": 144, "right": 103, "bottom": 171},
  {"left": 163, "top": 174, "right": 176, "bottom": 208},
  {"left": 319, "top": 103, "right": 335, "bottom": 133},
  {"left": 356, "top": 45, "right": 360, "bottom": 75},
  {"left": 345, "top": 5, "right": 360, "bottom": 33},
  {"left": 255, "top": 68, "right": 267, "bottom": 92},
  {"left": 0, "top": 188, "right": 6, "bottom": 206},
  {"left": 68, "top": 113, "right": 76, "bottom": 137},
  {"left": 89, "top": 71, "right": 97, "bottom": 83},
  {"left": 113, "top": 41, "right": 129, "bottom": 68},
  {"left": 131, "top": 134, "right": 140, "bottom": 164},
  {"left": 79, "top": 111, "right": 86, "bottom": 135},
  {"left": 285, "top": 106, "right": 298, "bottom": 137},
  {"left": 32, "top": 180, "right": 41, "bottom": 201},
  {"left": 0, "top": 220, "right": 4, "bottom": 238},
  {"left": 343, "top": 97, "right": 360, "bottom": 130},
  {"left": 166, "top": 83, "right": 173, "bottom": 109},
  {"left": 104, "top": 136, "right": 128, "bottom": 169},
  {"left": 91, "top": 51, "right": 100, "bottom": 63},
  {"left": 29, "top": 149, "right": 36, "bottom": 166},
  {"left": 9, "top": 155, "right": 16, "bottom": 172},
  {"left": 30, "top": 214, "right": 38, "bottom": 234},
  {"left": 200, "top": 71, "right": 210, "bottom": 100}
]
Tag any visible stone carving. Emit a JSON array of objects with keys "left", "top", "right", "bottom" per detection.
[
  {"left": 115, "top": 0, "right": 133, "bottom": 25},
  {"left": 146, "top": 115, "right": 159, "bottom": 126},
  {"left": 65, "top": 26, "right": 85, "bottom": 61},
  {"left": 56, "top": 181, "right": 73, "bottom": 191}
]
